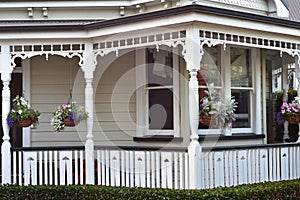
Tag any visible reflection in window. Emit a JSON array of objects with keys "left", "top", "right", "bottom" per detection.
[
  {"left": 147, "top": 48, "right": 174, "bottom": 130},
  {"left": 231, "top": 90, "right": 250, "bottom": 128},
  {"left": 230, "top": 47, "right": 252, "bottom": 128},
  {"left": 231, "top": 48, "right": 252, "bottom": 87}
]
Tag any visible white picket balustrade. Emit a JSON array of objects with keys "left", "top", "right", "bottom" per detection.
[
  {"left": 11, "top": 148, "right": 85, "bottom": 185},
  {"left": 94, "top": 149, "right": 189, "bottom": 189},
  {"left": 10, "top": 144, "right": 300, "bottom": 189}
]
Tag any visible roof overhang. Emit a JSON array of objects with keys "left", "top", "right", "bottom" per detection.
[
  {"left": 268, "top": 0, "right": 289, "bottom": 18},
  {"left": 0, "top": 4, "right": 298, "bottom": 39}
]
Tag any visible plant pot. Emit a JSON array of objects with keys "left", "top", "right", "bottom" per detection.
[
  {"left": 287, "top": 116, "right": 300, "bottom": 124},
  {"left": 221, "top": 121, "right": 232, "bottom": 136},
  {"left": 199, "top": 115, "right": 215, "bottom": 127},
  {"left": 63, "top": 118, "right": 79, "bottom": 127},
  {"left": 16, "top": 119, "right": 33, "bottom": 127}
]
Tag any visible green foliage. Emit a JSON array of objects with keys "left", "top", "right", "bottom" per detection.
[
  {"left": 0, "top": 179, "right": 299, "bottom": 200},
  {"left": 200, "top": 86, "right": 238, "bottom": 126}
]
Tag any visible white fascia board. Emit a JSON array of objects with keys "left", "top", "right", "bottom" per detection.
[
  {"left": 87, "top": 13, "right": 198, "bottom": 38},
  {"left": 87, "top": 12, "right": 300, "bottom": 39},
  {"left": 0, "top": 30, "right": 88, "bottom": 40},
  {"left": 0, "top": 0, "right": 155, "bottom": 8},
  {"left": 192, "top": 12, "right": 300, "bottom": 37},
  {"left": 274, "top": 0, "right": 289, "bottom": 18}
]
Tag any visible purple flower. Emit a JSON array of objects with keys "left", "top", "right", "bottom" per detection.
[
  {"left": 276, "top": 112, "right": 285, "bottom": 125},
  {"left": 6, "top": 116, "right": 15, "bottom": 128},
  {"left": 67, "top": 110, "right": 77, "bottom": 122}
]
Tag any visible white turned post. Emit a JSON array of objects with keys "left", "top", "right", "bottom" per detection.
[
  {"left": 185, "top": 27, "right": 202, "bottom": 189},
  {"left": 82, "top": 43, "right": 95, "bottom": 184},
  {"left": 1, "top": 44, "right": 12, "bottom": 184},
  {"left": 282, "top": 89, "right": 290, "bottom": 142},
  {"left": 1, "top": 76, "right": 12, "bottom": 184},
  {"left": 282, "top": 54, "right": 290, "bottom": 142},
  {"left": 187, "top": 69, "right": 202, "bottom": 189},
  {"left": 295, "top": 56, "right": 300, "bottom": 143},
  {"left": 85, "top": 78, "right": 94, "bottom": 184}
]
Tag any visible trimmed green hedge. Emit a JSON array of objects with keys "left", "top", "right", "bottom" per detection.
[{"left": 0, "top": 179, "right": 299, "bottom": 200}]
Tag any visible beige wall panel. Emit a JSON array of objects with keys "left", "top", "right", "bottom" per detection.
[
  {"left": 94, "top": 93, "right": 136, "bottom": 103},
  {"left": 93, "top": 122, "right": 135, "bottom": 131},
  {"left": 95, "top": 103, "right": 135, "bottom": 113},
  {"left": 94, "top": 50, "right": 136, "bottom": 141},
  {"left": 93, "top": 131, "right": 134, "bottom": 141},
  {"left": 30, "top": 55, "right": 85, "bottom": 146},
  {"left": 95, "top": 112, "right": 136, "bottom": 122}
]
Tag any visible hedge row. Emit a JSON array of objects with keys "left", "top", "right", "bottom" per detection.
[{"left": 0, "top": 179, "right": 299, "bottom": 200}]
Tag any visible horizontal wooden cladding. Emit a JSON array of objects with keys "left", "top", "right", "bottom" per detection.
[
  {"left": 95, "top": 84, "right": 136, "bottom": 94},
  {"left": 95, "top": 103, "right": 135, "bottom": 113},
  {"left": 31, "top": 131, "right": 134, "bottom": 144},
  {"left": 95, "top": 93, "right": 136, "bottom": 103},
  {"left": 31, "top": 94, "right": 136, "bottom": 104},
  {"left": 32, "top": 102, "right": 135, "bottom": 112},
  {"left": 34, "top": 121, "right": 135, "bottom": 132},
  {"left": 31, "top": 94, "right": 84, "bottom": 104},
  {"left": 38, "top": 112, "right": 135, "bottom": 122}
]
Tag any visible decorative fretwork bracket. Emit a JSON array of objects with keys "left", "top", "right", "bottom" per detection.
[
  {"left": 9, "top": 44, "right": 85, "bottom": 69},
  {"left": 199, "top": 39, "right": 225, "bottom": 63},
  {"left": 93, "top": 30, "right": 186, "bottom": 65}
]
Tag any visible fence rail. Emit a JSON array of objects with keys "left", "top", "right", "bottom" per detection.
[{"left": 10, "top": 143, "right": 300, "bottom": 189}]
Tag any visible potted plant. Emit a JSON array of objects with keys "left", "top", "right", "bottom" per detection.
[
  {"left": 51, "top": 102, "right": 88, "bottom": 132},
  {"left": 200, "top": 87, "right": 238, "bottom": 135},
  {"left": 6, "top": 95, "right": 40, "bottom": 128},
  {"left": 209, "top": 96, "right": 238, "bottom": 135},
  {"left": 279, "top": 97, "right": 300, "bottom": 124}
]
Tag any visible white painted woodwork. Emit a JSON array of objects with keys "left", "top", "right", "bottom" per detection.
[
  {"left": 134, "top": 151, "right": 146, "bottom": 187},
  {"left": 83, "top": 43, "right": 95, "bottom": 185},
  {"left": 1, "top": 69, "right": 12, "bottom": 184},
  {"left": 237, "top": 150, "right": 248, "bottom": 184},
  {"left": 110, "top": 150, "right": 121, "bottom": 187},
  {"left": 59, "top": 151, "right": 73, "bottom": 185},
  {"left": 280, "top": 147, "right": 289, "bottom": 180},
  {"left": 23, "top": 151, "right": 38, "bottom": 185},
  {"left": 186, "top": 27, "right": 202, "bottom": 190},
  {"left": 9, "top": 144, "right": 300, "bottom": 189},
  {"left": 214, "top": 151, "right": 225, "bottom": 187},
  {"left": 49, "top": 151, "right": 53, "bottom": 185},
  {"left": 259, "top": 149, "right": 268, "bottom": 182},
  {"left": 22, "top": 59, "right": 31, "bottom": 147},
  {"left": 12, "top": 151, "right": 17, "bottom": 184}
]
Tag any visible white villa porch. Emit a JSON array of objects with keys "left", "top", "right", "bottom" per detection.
[{"left": 0, "top": 2, "right": 300, "bottom": 190}]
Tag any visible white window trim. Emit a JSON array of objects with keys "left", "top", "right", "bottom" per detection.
[
  {"left": 198, "top": 45, "right": 261, "bottom": 135},
  {"left": 136, "top": 47, "right": 180, "bottom": 137}
]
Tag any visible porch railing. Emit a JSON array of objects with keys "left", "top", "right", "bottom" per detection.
[
  {"left": 10, "top": 143, "right": 300, "bottom": 189},
  {"left": 11, "top": 146, "right": 85, "bottom": 185}
]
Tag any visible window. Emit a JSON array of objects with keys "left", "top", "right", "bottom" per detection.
[
  {"left": 136, "top": 47, "right": 179, "bottom": 137},
  {"left": 198, "top": 45, "right": 259, "bottom": 134}
]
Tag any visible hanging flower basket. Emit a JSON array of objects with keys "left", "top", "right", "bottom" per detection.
[
  {"left": 287, "top": 115, "right": 300, "bottom": 124},
  {"left": 63, "top": 118, "right": 78, "bottom": 127},
  {"left": 51, "top": 102, "right": 88, "bottom": 132},
  {"left": 16, "top": 119, "right": 33, "bottom": 127},
  {"left": 6, "top": 95, "right": 40, "bottom": 128}
]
